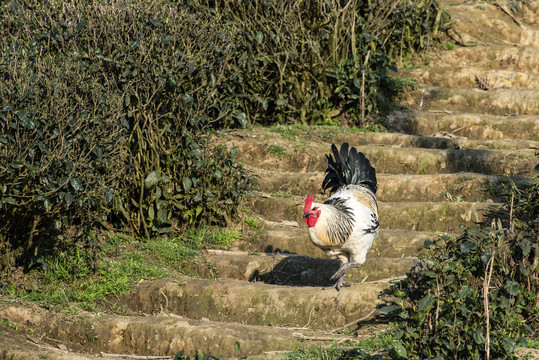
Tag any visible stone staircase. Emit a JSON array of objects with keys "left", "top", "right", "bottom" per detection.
[{"left": 1, "top": 0, "right": 537, "bottom": 358}]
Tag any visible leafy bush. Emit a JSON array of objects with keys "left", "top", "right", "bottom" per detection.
[
  {"left": 182, "top": 0, "right": 448, "bottom": 126},
  {"left": 382, "top": 180, "right": 538, "bottom": 359},
  {"left": 0, "top": 0, "right": 256, "bottom": 272}
]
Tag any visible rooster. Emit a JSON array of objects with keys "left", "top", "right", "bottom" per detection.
[{"left": 303, "top": 143, "right": 378, "bottom": 291}]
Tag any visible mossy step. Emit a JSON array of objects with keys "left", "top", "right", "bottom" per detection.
[
  {"left": 237, "top": 226, "right": 438, "bottom": 259},
  {"left": 119, "top": 278, "right": 391, "bottom": 330},
  {"left": 0, "top": 301, "right": 308, "bottom": 358},
  {"left": 400, "top": 66, "right": 539, "bottom": 90},
  {"left": 400, "top": 87, "right": 539, "bottom": 115},
  {"left": 229, "top": 140, "right": 535, "bottom": 176},
  {"left": 425, "top": 45, "right": 539, "bottom": 72},
  {"left": 387, "top": 112, "right": 538, "bottom": 141},
  {"left": 248, "top": 195, "right": 499, "bottom": 232},
  {"left": 197, "top": 252, "right": 416, "bottom": 285},
  {"left": 257, "top": 171, "right": 530, "bottom": 202}
]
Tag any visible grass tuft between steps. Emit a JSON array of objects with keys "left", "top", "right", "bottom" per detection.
[
  {"left": 0, "top": 227, "right": 241, "bottom": 312},
  {"left": 283, "top": 330, "right": 396, "bottom": 359}
]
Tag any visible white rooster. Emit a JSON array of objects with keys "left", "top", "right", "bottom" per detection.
[{"left": 303, "top": 143, "right": 379, "bottom": 291}]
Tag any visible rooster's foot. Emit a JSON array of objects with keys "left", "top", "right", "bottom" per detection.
[
  {"left": 323, "top": 275, "right": 348, "bottom": 291},
  {"left": 326, "top": 262, "right": 362, "bottom": 291}
]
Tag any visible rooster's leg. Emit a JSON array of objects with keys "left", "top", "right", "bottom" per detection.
[{"left": 327, "top": 262, "right": 362, "bottom": 291}]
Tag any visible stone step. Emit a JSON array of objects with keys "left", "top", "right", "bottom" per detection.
[
  {"left": 248, "top": 195, "right": 497, "bottom": 232},
  {"left": 329, "top": 131, "right": 538, "bottom": 150},
  {"left": 119, "top": 278, "right": 391, "bottom": 330},
  {"left": 257, "top": 171, "right": 531, "bottom": 202},
  {"left": 231, "top": 140, "right": 535, "bottom": 176},
  {"left": 0, "top": 301, "right": 308, "bottom": 358},
  {"left": 400, "top": 87, "right": 539, "bottom": 115},
  {"left": 238, "top": 226, "right": 438, "bottom": 259},
  {"left": 443, "top": 2, "right": 539, "bottom": 47},
  {"left": 196, "top": 252, "right": 416, "bottom": 285},
  {"left": 387, "top": 112, "right": 538, "bottom": 141},
  {"left": 400, "top": 66, "right": 539, "bottom": 90},
  {"left": 424, "top": 45, "right": 539, "bottom": 72}
]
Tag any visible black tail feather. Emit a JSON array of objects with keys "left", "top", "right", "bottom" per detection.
[{"left": 322, "top": 143, "right": 377, "bottom": 194}]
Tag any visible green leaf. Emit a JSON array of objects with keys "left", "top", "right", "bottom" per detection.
[
  {"left": 182, "top": 177, "right": 192, "bottom": 192},
  {"left": 3, "top": 197, "right": 16, "bottom": 205},
  {"left": 70, "top": 178, "right": 84, "bottom": 191},
  {"left": 275, "top": 98, "right": 287, "bottom": 106},
  {"left": 519, "top": 264, "right": 530, "bottom": 276},
  {"left": 255, "top": 31, "right": 263, "bottom": 43},
  {"left": 148, "top": 205, "right": 155, "bottom": 220},
  {"left": 505, "top": 280, "right": 520, "bottom": 296},
  {"left": 460, "top": 240, "right": 476, "bottom": 253},
  {"left": 76, "top": 18, "right": 87, "bottom": 32},
  {"left": 378, "top": 304, "right": 401, "bottom": 314},
  {"left": 64, "top": 192, "right": 73, "bottom": 206},
  {"left": 105, "top": 189, "right": 113, "bottom": 203},
  {"left": 157, "top": 208, "right": 168, "bottom": 223},
  {"left": 158, "top": 227, "right": 173, "bottom": 234},
  {"left": 144, "top": 170, "right": 160, "bottom": 189},
  {"left": 520, "top": 239, "right": 531, "bottom": 256},
  {"left": 473, "top": 329, "right": 485, "bottom": 344},
  {"left": 502, "top": 337, "right": 517, "bottom": 352},
  {"left": 10, "top": 162, "right": 24, "bottom": 169},
  {"left": 44, "top": 198, "right": 51, "bottom": 212},
  {"left": 418, "top": 294, "right": 434, "bottom": 312},
  {"left": 393, "top": 342, "right": 408, "bottom": 358},
  {"left": 481, "top": 251, "right": 493, "bottom": 264}
]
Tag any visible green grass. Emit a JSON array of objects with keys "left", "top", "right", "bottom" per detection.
[
  {"left": 244, "top": 215, "right": 263, "bottom": 232},
  {"left": 282, "top": 330, "right": 395, "bottom": 359},
  {"left": 282, "top": 332, "right": 394, "bottom": 360},
  {"left": 272, "top": 191, "right": 293, "bottom": 198},
  {"left": 3, "top": 227, "right": 242, "bottom": 312},
  {"left": 268, "top": 145, "right": 287, "bottom": 158}
]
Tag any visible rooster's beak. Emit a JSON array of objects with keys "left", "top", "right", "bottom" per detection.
[{"left": 303, "top": 213, "right": 309, "bottom": 218}]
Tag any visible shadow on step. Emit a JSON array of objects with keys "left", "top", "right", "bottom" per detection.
[
  {"left": 250, "top": 255, "right": 362, "bottom": 287},
  {"left": 250, "top": 254, "right": 416, "bottom": 287}
]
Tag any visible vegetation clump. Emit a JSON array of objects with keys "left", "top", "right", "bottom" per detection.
[{"left": 382, "top": 180, "right": 538, "bottom": 359}]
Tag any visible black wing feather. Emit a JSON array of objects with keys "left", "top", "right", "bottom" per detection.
[{"left": 322, "top": 143, "right": 377, "bottom": 194}]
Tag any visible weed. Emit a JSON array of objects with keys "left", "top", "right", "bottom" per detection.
[
  {"left": 0, "top": 318, "right": 18, "bottom": 330},
  {"left": 268, "top": 145, "right": 287, "bottom": 158},
  {"left": 205, "top": 229, "right": 241, "bottom": 249},
  {"left": 245, "top": 216, "right": 263, "bottom": 232},
  {"left": 272, "top": 191, "right": 293, "bottom": 198},
  {"left": 271, "top": 125, "right": 300, "bottom": 140},
  {"left": 446, "top": 192, "right": 462, "bottom": 202},
  {"left": 445, "top": 42, "right": 456, "bottom": 50},
  {"left": 283, "top": 342, "right": 379, "bottom": 359},
  {"left": 357, "top": 330, "right": 396, "bottom": 351}
]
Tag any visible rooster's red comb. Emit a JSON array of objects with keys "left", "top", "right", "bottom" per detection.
[{"left": 304, "top": 194, "right": 315, "bottom": 213}]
